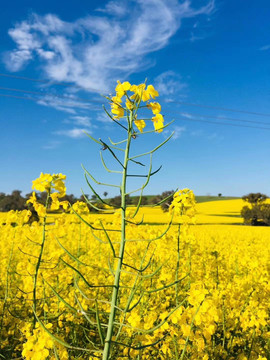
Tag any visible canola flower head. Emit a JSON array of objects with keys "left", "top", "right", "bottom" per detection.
[
  {"left": 170, "top": 188, "right": 197, "bottom": 223},
  {"left": 72, "top": 201, "right": 90, "bottom": 215},
  {"left": 27, "top": 173, "right": 67, "bottom": 217},
  {"left": 109, "top": 80, "right": 164, "bottom": 133},
  {"left": 32, "top": 172, "right": 66, "bottom": 197}
]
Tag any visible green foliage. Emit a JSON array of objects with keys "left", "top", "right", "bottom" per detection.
[
  {"left": 109, "top": 194, "right": 132, "bottom": 207},
  {"left": 151, "top": 190, "right": 174, "bottom": 212},
  {"left": 242, "top": 192, "right": 267, "bottom": 205},
  {"left": 132, "top": 195, "right": 148, "bottom": 205},
  {"left": 241, "top": 193, "right": 270, "bottom": 226},
  {"left": 241, "top": 204, "right": 270, "bottom": 226},
  {"left": 0, "top": 190, "right": 26, "bottom": 211}
]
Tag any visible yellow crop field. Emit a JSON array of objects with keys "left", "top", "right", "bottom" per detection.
[{"left": 0, "top": 199, "right": 270, "bottom": 360}]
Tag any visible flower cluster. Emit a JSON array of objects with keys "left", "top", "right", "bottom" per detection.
[
  {"left": 22, "top": 323, "right": 68, "bottom": 360},
  {"left": 170, "top": 188, "right": 196, "bottom": 223},
  {"left": 110, "top": 80, "right": 165, "bottom": 133},
  {"left": 27, "top": 173, "right": 68, "bottom": 217},
  {"left": 32, "top": 173, "right": 66, "bottom": 196}
]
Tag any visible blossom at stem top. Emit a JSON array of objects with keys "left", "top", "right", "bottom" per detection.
[
  {"left": 169, "top": 188, "right": 196, "bottom": 223},
  {"left": 109, "top": 80, "right": 165, "bottom": 133},
  {"left": 27, "top": 173, "right": 68, "bottom": 217}
]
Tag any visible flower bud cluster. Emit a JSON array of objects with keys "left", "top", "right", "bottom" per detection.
[
  {"left": 27, "top": 173, "right": 68, "bottom": 217},
  {"left": 110, "top": 80, "right": 165, "bottom": 133}
]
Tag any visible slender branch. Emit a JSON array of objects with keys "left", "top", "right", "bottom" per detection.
[
  {"left": 100, "top": 151, "right": 123, "bottom": 174},
  {"left": 109, "top": 137, "right": 127, "bottom": 145},
  {"left": 84, "top": 173, "right": 118, "bottom": 207},
  {"left": 82, "top": 164, "right": 121, "bottom": 188},
  {"left": 99, "top": 139, "right": 125, "bottom": 168},
  {"left": 129, "top": 131, "right": 174, "bottom": 160}
]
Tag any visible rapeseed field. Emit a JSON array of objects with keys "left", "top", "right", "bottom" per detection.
[{"left": 0, "top": 200, "right": 269, "bottom": 359}]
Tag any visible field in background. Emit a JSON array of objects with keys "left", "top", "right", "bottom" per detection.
[
  {"left": 1, "top": 199, "right": 270, "bottom": 359},
  {"left": 62, "top": 199, "right": 247, "bottom": 225}
]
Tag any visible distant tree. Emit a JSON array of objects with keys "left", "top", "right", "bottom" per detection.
[
  {"left": 61, "top": 193, "right": 78, "bottom": 205},
  {"left": 260, "top": 204, "right": 270, "bottom": 225},
  {"left": 110, "top": 194, "right": 132, "bottom": 207},
  {"left": 218, "top": 193, "right": 222, "bottom": 197},
  {"left": 150, "top": 190, "right": 174, "bottom": 212},
  {"left": 242, "top": 193, "right": 267, "bottom": 205},
  {"left": 241, "top": 192, "right": 269, "bottom": 226},
  {"left": 91, "top": 194, "right": 97, "bottom": 201},
  {"left": 0, "top": 190, "right": 26, "bottom": 211},
  {"left": 79, "top": 194, "right": 89, "bottom": 202},
  {"left": 132, "top": 196, "right": 148, "bottom": 206},
  {"left": 241, "top": 204, "right": 270, "bottom": 226},
  {"left": 103, "top": 191, "right": 108, "bottom": 198}
]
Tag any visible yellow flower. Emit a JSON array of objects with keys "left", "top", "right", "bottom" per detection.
[
  {"left": 134, "top": 119, "right": 146, "bottom": 133},
  {"left": 33, "top": 202, "right": 46, "bottom": 217},
  {"left": 50, "top": 192, "right": 60, "bottom": 211},
  {"left": 60, "top": 200, "right": 69, "bottom": 211},
  {"left": 130, "top": 83, "right": 146, "bottom": 102},
  {"left": 151, "top": 113, "right": 164, "bottom": 132},
  {"left": 126, "top": 98, "right": 134, "bottom": 110},
  {"left": 32, "top": 173, "right": 66, "bottom": 197},
  {"left": 26, "top": 191, "right": 37, "bottom": 205},
  {"left": 72, "top": 201, "right": 89, "bottom": 215},
  {"left": 32, "top": 173, "right": 53, "bottom": 192},
  {"left": 115, "top": 80, "right": 131, "bottom": 97},
  {"left": 111, "top": 99, "right": 125, "bottom": 119},
  {"left": 146, "top": 84, "right": 159, "bottom": 99},
  {"left": 147, "top": 101, "right": 161, "bottom": 114}
]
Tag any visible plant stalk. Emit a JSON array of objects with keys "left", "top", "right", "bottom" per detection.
[{"left": 102, "top": 115, "right": 132, "bottom": 360}]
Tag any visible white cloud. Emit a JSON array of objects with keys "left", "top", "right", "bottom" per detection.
[
  {"left": 190, "top": 129, "right": 203, "bottom": 136},
  {"left": 96, "top": 112, "right": 113, "bottom": 123},
  {"left": 54, "top": 128, "right": 90, "bottom": 138},
  {"left": 260, "top": 44, "right": 270, "bottom": 51},
  {"left": 172, "top": 125, "right": 186, "bottom": 139},
  {"left": 96, "top": 1, "right": 129, "bottom": 17},
  {"left": 71, "top": 116, "right": 91, "bottom": 127},
  {"left": 37, "top": 94, "right": 92, "bottom": 114},
  {"left": 179, "top": 112, "right": 193, "bottom": 119},
  {"left": 154, "top": 71, "right": 187, "bottom": 96},
  {"left": 4, "top": 0, "right": 215, "bottom": 92},
  {"left": 42, "top": 140, "right": 61, "bottom": 149},
  {"left": 164, "top": 125, "right": 185, "bottom": 140}
]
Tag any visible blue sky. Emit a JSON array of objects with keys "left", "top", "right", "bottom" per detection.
[{"left": 1, "top": 0, "right": 270, "bottom": 197}]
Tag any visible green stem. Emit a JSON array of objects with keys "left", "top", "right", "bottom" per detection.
[
  {"left": 175, "top": 224, "right": 181, "bottom": 306},
  {"left": 33, "top": 190, "right": 50, "bottom": 328},
  {"left": 102, "top": 115, "right": 132, "bottom": 360}
]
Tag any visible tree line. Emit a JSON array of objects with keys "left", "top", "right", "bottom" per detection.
[{"left": 0, "top": 190, "right": 175, "bottom": 212}]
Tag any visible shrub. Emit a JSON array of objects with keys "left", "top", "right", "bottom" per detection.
[{"left": 241, "top": 204, "right": 270, "bottom": 226}]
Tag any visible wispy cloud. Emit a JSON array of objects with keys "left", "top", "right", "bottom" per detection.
[
  {"left": 154, "top": 70, "right": 187, "bottom": 96},
  {"left": 42, "top": 140, "right": 61, "bottom": 149},
  {"left": 4, "top": 0, "right": 215, "bottom": 93},
  {"left": 36, "top": 94, "right": 95, "bottom": 114},
  {"left": 180, "top": 112, "right": 193, "bottom": 119},
  {"left": 71, "top": 116, "right": 92, "bottom": 127},
  {"left": 54, "top": 128, "right": 90, "bottom": 138},
  {"left": 172, "top": 125, "right": 186, "bottom": 139},
  {"left": 260, "top": 44, "right": 270, "bottom": 51},
  {"left": 164, "top": 125, "right": 185, "bottom": 140}
]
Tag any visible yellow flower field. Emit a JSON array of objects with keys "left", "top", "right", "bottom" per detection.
[{"left": 0, "top": 199, "right": 270, "bottom": 359}]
